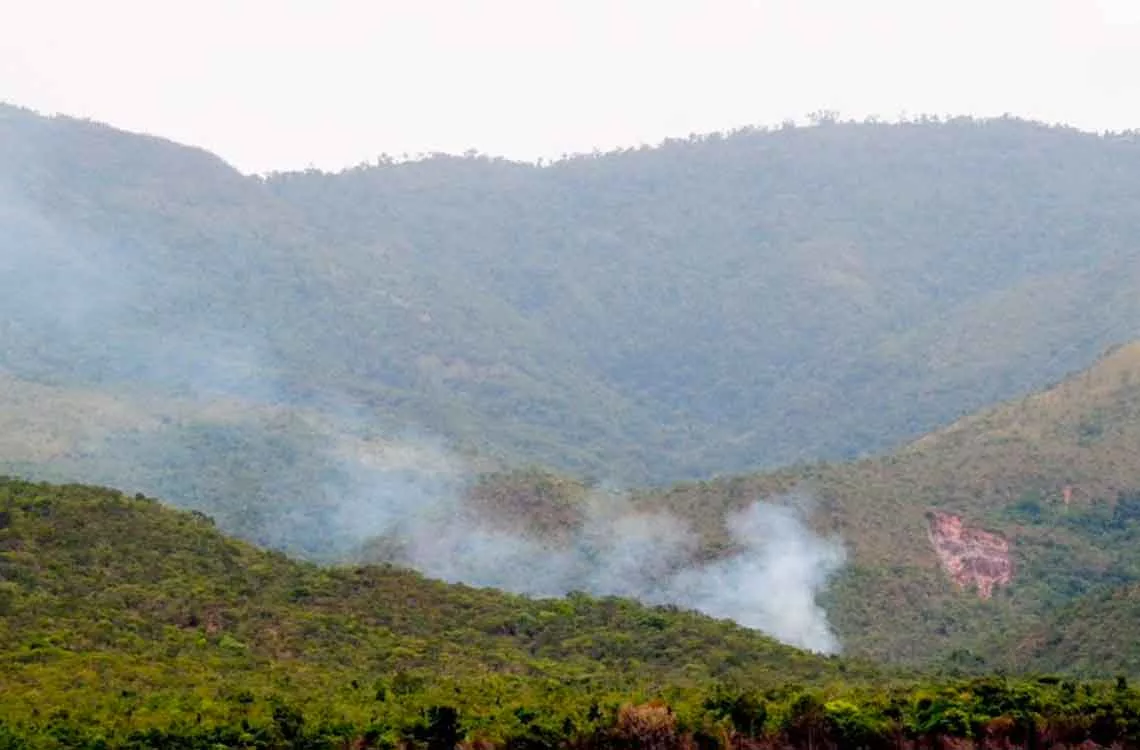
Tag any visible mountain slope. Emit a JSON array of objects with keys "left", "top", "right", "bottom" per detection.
[
  {"left": 1009, "top": 582, "right": 1140, "bottom": 676},
  {"left": 417, "top": 341, "right": 1140, "bottom": 673},
  {"left": 264, "top": 118, "right": 1140, "bottom": 479},
  {"left": 324, "top": 340, "right": 1140, "bottom": 673},
  {"left": 5, "top": 103, "right": 1140, "bottom": 498},
  {"left": 0, "top": 478, "right": 858, "bottom": 721},
  {"left": 10, "top": 479, "right": 1140, "bottom": 750},
  {"left": 600, "top": 342, "right": 1140, "bottom": 668}
]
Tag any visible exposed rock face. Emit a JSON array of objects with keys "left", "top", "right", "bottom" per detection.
[{"left": 928, "top": 511, "right": 1013, "bottom": 599}]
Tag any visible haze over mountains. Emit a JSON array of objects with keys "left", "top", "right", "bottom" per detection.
[
  {"left": 5, "top": 102, "right": 1140, "bottom": 487},
  {"left": 7, "top": 101, "right": 1140, "bottom": 670}
]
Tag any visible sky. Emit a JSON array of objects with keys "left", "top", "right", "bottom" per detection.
[{"left": 3, "top": 0, "right": 1140, "bottom": 174}]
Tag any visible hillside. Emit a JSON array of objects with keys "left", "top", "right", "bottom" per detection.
[
  {"left": 0, "top": 477, "right": 846, "bottom": 685},
  {"left": 7, "top": 478, "right": 1140, "bottom": 750},
  {"left": 0, "top": 479, "right": 854, "bottom": 732},
  {"left": 622, "top": 342, "right": 1140, "bottom": 668},
  {"left": 1008, "top": 583, "right": 1140, "bottom": 677},
  {"left": 455, "top": 343, "right": 1140, "bottom": 669},
  {"left": 4, "top": 102, "right": 1140, "bottom": 506},
  {"left": 9, "top": 102, "right": 1140, "bottom": 680}
]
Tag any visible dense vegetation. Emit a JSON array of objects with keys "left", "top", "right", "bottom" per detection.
[
  {"left": 7, "top": 293, "right": 1140, "bottom": 671},
  {"left": 641, "top": 343, "right": 1140, "bottom": 670},
  {"left": 9, "top": 103, "right": 1140, "bottom": 743},
  {"left": 6, "top": 478, "right": 1140, "bottom": 749},
  {"left": 446, "top": 344, "right": 1140, "bottom": 671},
  {"left": 4, "top": 103, "right": 1140, "bottom": 493},
  {"left": 0, "top": 480, "right": 856, "bottom": 725}
]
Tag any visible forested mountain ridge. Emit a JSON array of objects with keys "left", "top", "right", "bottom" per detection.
[
  {"left": 263, "top": 115, "right": 1140, "bottom": 480},
  {"left": 4, "top": 101, "right": 1140, "bottom": 495}
]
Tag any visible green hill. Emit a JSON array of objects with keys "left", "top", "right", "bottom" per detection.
[
  {"left": 453, "top": 343, "right": 1140, "bottom": 671},
  {"left": 0, "top": 477, "right": 849, "bottom": 691},
  {"left": 0, "top": 478, "right": 856, "bottom": 741},
  {"left": 7, "top": 478, "right": 1140, "bottom": 750},
  {"left": 624, "top": 342, "right": 1140, "bottom": 669}
]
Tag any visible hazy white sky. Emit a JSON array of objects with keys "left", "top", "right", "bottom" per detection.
[{"left": 3, "top": 0, "right": 1140, "bottom": 174}]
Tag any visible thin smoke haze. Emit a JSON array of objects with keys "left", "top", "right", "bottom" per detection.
[
  {"left": 0, "top": 117, "right": 847, "bottom": 654},
  {"left": 60, "top": 416, "right": 850, "bottom": 654}
]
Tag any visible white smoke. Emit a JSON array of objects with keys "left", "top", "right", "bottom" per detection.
[
  {"left": 668, "top": 501, "right": 846, "bottom": 653},
  {"left": 357, "top": 479, "right": 847, "bottom": 654},
  {"left": 21, "top": 402, "right": 849, "bottom": 653}
]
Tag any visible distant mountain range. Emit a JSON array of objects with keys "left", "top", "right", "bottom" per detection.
[{"left": 4, "top": 102, "right": 1140, "bottom": 490}]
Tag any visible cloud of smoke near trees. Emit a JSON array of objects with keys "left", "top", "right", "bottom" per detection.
[
  {"left": 0, "top": 148, "right": 845, "bottom": 654},
  {"left": 348, "top": 470, "right": 846, "bottom": 654}
]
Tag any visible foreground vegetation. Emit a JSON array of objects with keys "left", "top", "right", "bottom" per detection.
[
  {"left": 5, "top": 674, "right": 1140, "bottom": 749},
  {"left": 5, "top": 478, "right": 1140, "bottom": 749}
]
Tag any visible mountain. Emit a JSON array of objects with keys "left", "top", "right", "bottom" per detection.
[
  {"left": 0, "top": 479, "right": 853, "bottom": 734},
  {"left": 617, "top": 341, "right": 1140, "bottom": 669},
  {"left": 439, "top": 342, "right": 1140, "bottom": 671},
  {"left": 4, "top": 102, "right": 1140, "bottom": 504},
  {"left": 6, "top": 477, "right": 1140, "bottom": 750},
  {"left": 10, "top": 101, "right": 1140, "bottom": 673}
]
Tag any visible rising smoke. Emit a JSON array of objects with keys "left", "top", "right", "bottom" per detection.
[
  {"left": 360, "top": 477, "right": 846, "bottom": 654},
  {"left": 49, "top": 412, "right": 848, "bottom": 654}
]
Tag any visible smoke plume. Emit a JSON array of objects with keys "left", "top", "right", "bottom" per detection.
[
  {"left": 364, "top": 480, "right": 846, "bottom": 654},
  {"left": 60, "top": 416, "right": 847, "bottom": 653}
]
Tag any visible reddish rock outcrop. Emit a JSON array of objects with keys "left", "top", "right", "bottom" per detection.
[{"left": 927, "top": 511, "right": 1013, "bottom": 599}]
